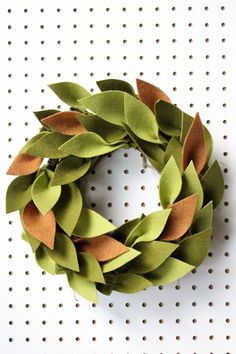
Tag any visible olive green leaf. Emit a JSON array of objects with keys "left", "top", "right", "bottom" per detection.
[
  {"left": 73, "top": 208, "right": 116, "bottom": 237},
  {"left": 31, "top": 170, "right": 61, "bottom": 215},
  {"left": 20, "top": 132, "right": 49, "bottom": 153},
  {"left": 25, "top": 131, "right": 70, "bottom": 158},
  {"left": 46, "top": 232, "right": 79, "bottom": 271},
  {"left": 78, "top": 91, "right": 125, "bottom": 126},
  {"left": 164, "top": 137, "right": 183, "bottom": 171},
  {"left": 35, "top": 245, "right": 56, "bottom": 275},
  {"left": 124, "top": 93, "right": 160, "bottom": 143},
  {"left": 59, "top": 132, "right": 128, "bottom": 158},
  {"left": 179, "top": 161, "right": 203, "bottom": 212},
  {"left": 146, "top": 257, "right": 194, "bottom": 285},
  {"left": 6, "top": 174, "right": 34, "bottom": 213},
  {"left": 111, "top": 216, "right": 144, "bottom": 243},
  {"left": 201, "top": 161, "right": 224, "bottom": 208},
  {"left": 78, "top": 114, "right": 127, "bottom": 142},
  {"left": 48, "top": 82, "right": 91, "bottom": 108},
  {"left": 191, "top": 202, "right": 213, "bottom": 234},
  {"left": 54, "top": 183, "right": 82, "bottom": 236},
  {"left": 159, "top": 156, "right": 182, "bottom": 208},
  {"left": 66, "top": 270, "right": 98, "bottom": 303},
  {"left": 125, "top": 209, "right": 171, "bottom": 247},
  {"left": 97, "top": 79, "right": 136, "bottom": 96},
  {"left": 128, "top": 241, "right": 179, "bottom": 274},
  {"left": 78, "top": 252, "right": 105, "bottom": 284},
  {"left": 51, "top": 156, "right": 91, "bottom": 186},
  {"left": 102, "top": 248, "right": 141, "bottom": 273},
  {"left": 33, "top": 109, "right": 60, "bottom": 125},
  {"left": 173, "top": 228, "right": 212, "bottom": 267},
  {"left": 22, "top": 230, "right": 41, "bottom": 253},
  {"left": 111, "top": 273, "right": 152, "bottom": 294}
]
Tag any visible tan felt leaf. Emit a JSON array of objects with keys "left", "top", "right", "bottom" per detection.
[
  {"left": 7, "top": 153, "right": 43, "bottom": 176},
  {"left": 42, "top": 111, "right": 87, "bottom": 135},
  {"left": 160, "top": 194, "right": 198, "bottom": 241},
  {"left": 136, "top": 78, "right": 172, "bottom": 112},
  {"left": 23, "top": 201, "right": 56, "bottom": 250},
  {"left": 74, "top": 235, "right": 128, "bottom": 262},
  {"left": 182, "top": 112, "right": 207, "bottom": 174}
]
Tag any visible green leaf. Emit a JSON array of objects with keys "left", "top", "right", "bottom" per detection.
[
  {"left": 22, "top": 230, "right": 41, "bottom": 252},
  {"left": 128, "top": 241, "right": 179, "bottom": 274},
  {"left": 78, "top": 91, "right": 125, "bottom": 126},
  {"left": 33, "top": 109, "right": 60, "bottom": 125},
  {"left": 54, "top": 183, "right": 82, "bottom": 236},
  {"left": 35, "top": 245, "right": 56, "bottom": 275},
  {"left": 51, "top": 156, "right": 91, "bottom": 186},
  {"left": 46, "top": 232, "right": 79, "bottom": 271},
  {"left": 66, "top": 270, "right": 98, "bottom": 303},
  {"left": 102, "top": 248, "right": 141, "bottom": 273},
  {"left": 6, "top": 174, "right": 34, "bottom": 213},
  {"left": 173, "top": 228, "right": 212, "bottom": 267},
  {"left": 146, "top": 257, "right": 194, "bottom": 285},
  {"left": 78, "top": 252, "right": 105, "bottom": 283},
  {"left": 60, "top": 132, "right": 128, "bottom": 158},
  {"left": 111, "top": 216, "right": 144, "bottom": 243},
  {"left": 164, "top": 137, "right": 183, "bottom": 171},
  {"left": 97, "top": 79, "right": 136, "bottom": 96},
  {"left": 25, "top": 132, "right": 70, "bottom": 158},
  {"left": 159, "top": 156, "right": 182, "bottom": 208},
  {"left": 20, "top": 132, "right": 49, "bottom": 153},
  {"left": 111, "top": 273, "right": 152, "bottom": 294},
  {"left": 73, "top": 208, "right": 116, "bottom": 237},
  {"left": 179, "top": 161, "right": 203, "bottom": 212},
  {"left": 124, "top": 93, "right": 160, "bottom": 143},
  {"left": 201, "top": 161, "right": 224, "bottom": 208},
  {"left": 125, "top": 210, "right": 171, "bottom": 247},
  {"left": 191, "top": 202, "right": 213, "bottom": 234},
  {"left": 48, "top": 82, "right": 91, "bottom": 108},
  {"left": 79, "top": 114, "right": 127, "bottom": 143},
  {"left": 31, "top": 170, "right": 61, "bottom": 215}
]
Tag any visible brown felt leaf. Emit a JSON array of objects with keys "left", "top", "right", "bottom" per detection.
[
  {"left": 182, "top": 112, "right": 207, "bottom": 174},
  {"left": 41, "top": 111, "right": 87, "bottom": 135},
  {"left": 136, "top": 78, "right": 172, "bottom": 112},
  {"left": 22, "top": 201, "right": 56, "bottom": 250},
  {"left": 160, "top": 194, "right": 198, "bottom": 241},
  {"left": 7, "top": 153, "right": 43, "bottom": 176},
  {"left": 74, "top": 235, "right": 128, "bottom": 262}
]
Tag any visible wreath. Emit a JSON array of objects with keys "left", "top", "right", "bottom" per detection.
[{"left": 6, "top": 78, "right": 224, "bottom": 303}]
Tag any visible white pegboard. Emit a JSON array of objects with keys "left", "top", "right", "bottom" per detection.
[{"left": 0, "top": 1, "right": 235, "bottom": 353}]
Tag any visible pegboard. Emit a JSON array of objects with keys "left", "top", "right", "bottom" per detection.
[{"left": 0, "top": 0, "right": 235, "bottom": 353}]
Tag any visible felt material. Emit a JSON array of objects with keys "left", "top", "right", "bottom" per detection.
[
  {"left": 136, "top": 78, "right": 172, "bottom": 112},
  {"left": 33, "top": 109, "right": 60, "bottom": 125},
  {"left": 179, "top": 161, "right": 203, "bottom": 212},
  {"left": 46, "top": 232, "right": 79, "bottom": 272},
  {"left": 25, "top": 131, "right": 70, "bottom": 158},
  {"left": 66, "top": 270, "right": 98, "bottom": 303},
  {"left": 160, "top": 194, "right": 198, "bottom": 241},
  {"left": 97, "top": 78, "right": 136, "bottom": 96},
  {"left": 20, "top": 132, "right": 49, "bottom": 153},
  {"left": 48, "top": 82, "right": 91, "bottom": 108},
  {"left": 173, "top": 228, "right": 212, "bottom": 267},
  {"left": 124, "top": 92, "right": 160, "bottom": 143},
  {"left": 164, "top": 137, "right": 183, "bottom": 171},
  {"left": 59, "top": 131, "right": 128, "bottom": 158},
  {"left": 201, "top": 160, "right": 224, "bottom": 208},
  {"left": 159, "top": 156, "right": 182, "bottom": 208},
  {"left": 146, "top": 257, "right": 194, "bottom": 285},
  {"left": 31, "top": 170, "right": 61, "bottom": 215},
  {"left": 78, "top": 114, "right": 127, "bottom": 143},
  {"left": 111, "top": 273, "right": 152, "bottom": 294},
  {"left": 78, "top": 91, "right": 125, "bottom": 126},
  {"left": 128, "top": 241, "right": 179, "bottom": 274},
  {"left": 42, "top": 111, "right": 87, "bottom": 135},
  {"left": 22, "top": 230, "right": 41, "bottom": 253},
  {"left": 74, "top": 235, "right": 128, "bottom": 262},
  {"left": 73, "top": 208, "right": 116, "bottom": 237},
  {"left": 35, "top": 245, "right": 57, "bottom": 275},
  {"left": 22, "top": 201, "right": 56, "bottom": 250},
  {"left": 6, "top": 174, "right": 34, "bottom": 213},
  {"left": 125, "top": 209, "right": 171, "bottom": 247},
  {"left": 102, "top": 248, "right": 141, "bottom": 273},
  {"left": 78, "top": 252, "right": 105, "bottom": 284},
  {"left": 111, "top": 216, "right": 144, "bottom": 243},
  {"left": 191, "top": 201, "right": 213, "bottom": 234},
  {"left": 53, "top": 183, "right": 82, "bottom": 236},
  {"left": 182, "top": 113, "right": 207, "bottom": 174},
  {"left": 7, "top": 153, "right": 43, "bottom": 176},
  {"left": 51, "top": 156, "right": 91, "bottom": 186}
]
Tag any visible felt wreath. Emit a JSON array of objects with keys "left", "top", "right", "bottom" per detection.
[{"left": 6, "top": 78, "right": 224, "bottom": 303}]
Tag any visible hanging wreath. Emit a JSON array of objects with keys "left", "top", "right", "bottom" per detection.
[{"left": 6, "top": 78, "right": 224, "bottom": 302}]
